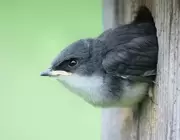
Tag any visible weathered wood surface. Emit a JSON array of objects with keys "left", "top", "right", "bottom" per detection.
[{"left": 102, "top": 0, "right": 180, "bottom": 140}]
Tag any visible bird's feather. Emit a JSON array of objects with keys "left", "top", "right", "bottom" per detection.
[
  {"left": 101, "top": 6, "right": 158, "bottom": 82},
  {"left": 102, "top": 35, "right": 158, "bottom": 82}
]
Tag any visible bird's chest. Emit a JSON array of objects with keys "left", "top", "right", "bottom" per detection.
[
  {"left": 56, "top": 74, "right": 105, "bottom": 105},
  {"left": 56, "top": 74, "right": 149, "bottom": 107}
]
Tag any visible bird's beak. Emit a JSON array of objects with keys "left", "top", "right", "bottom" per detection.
[
  {"left": 40, "top": 69, "right": 72, "bottom": 77},
  {"left": 40, "top": 68, "right": 52, "bottom": 76}
]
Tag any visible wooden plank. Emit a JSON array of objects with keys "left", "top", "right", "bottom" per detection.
[{"left": 138, "top": 0, "right": 180, "bottom": 139}]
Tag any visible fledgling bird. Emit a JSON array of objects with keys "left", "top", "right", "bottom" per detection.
[{"left": 40, "top": 6, "right": 158, "bottom": 108}]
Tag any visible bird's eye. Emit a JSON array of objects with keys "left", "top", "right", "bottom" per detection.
[{"left": 68, "top": 59, "right": 78, "bottom": 67}]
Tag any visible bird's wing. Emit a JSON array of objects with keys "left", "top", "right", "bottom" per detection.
[{"left": 102, "top": 35, "right": 158, "bottom": 82}]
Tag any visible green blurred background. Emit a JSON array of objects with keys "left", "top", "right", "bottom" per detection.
[{"left": 0, "top": 0, "right": 102, "bottom": 140}]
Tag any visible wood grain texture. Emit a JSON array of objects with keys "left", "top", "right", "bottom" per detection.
[{"left": 102, "top": 0, "right": 180, "bottom": 139}]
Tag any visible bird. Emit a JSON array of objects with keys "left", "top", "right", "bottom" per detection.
[{"left": 40, "top": 6, "right": 158, "bottom": 108}]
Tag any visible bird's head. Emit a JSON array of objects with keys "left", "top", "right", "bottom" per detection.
[
  {"left": 41, "top": 39, "right": 94, "bottom": 77},
  {"left": 41, "top": 38, "right": 105, "bottom": 77},
  {"left": 40, "top": 39, "right": 106, "bottom": 106}
]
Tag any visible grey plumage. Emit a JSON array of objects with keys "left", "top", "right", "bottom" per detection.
[{"left": 41, "top": 6, "right": 158, "bottom": 108}]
